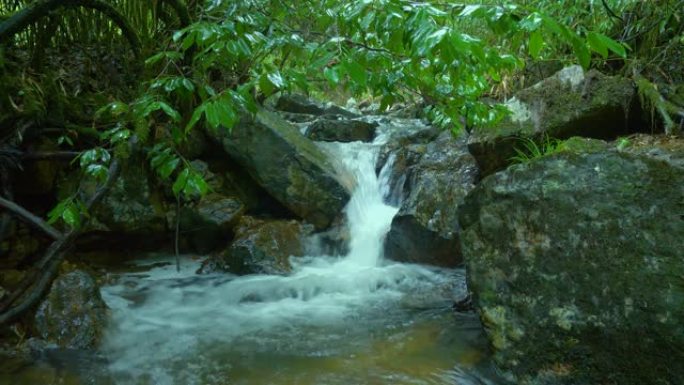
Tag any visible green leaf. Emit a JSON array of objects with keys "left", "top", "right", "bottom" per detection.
[
  {"left": 47, "top": 200, "right": 68, "bottom": 225},
  {"left": 182, "top": 78, "right": 195, "bottom": 92},
  {"left": 159, "top": 102, "right": 181, "bottom": 122},
  {"left": 259, "top": 74, "right": 275, "bottom": 96},
  {"left": 323, "top": 66, "right": 341, "bottom": 84},
  {"left": 173, "top": 168, "right": 190, "bottom": 196},
  {"left": 344, "top": 60, "right": 367, "bottom": 87},
  {"left": 159, "top": 158, "right": 180, "bottom": 179},
  {"left": 571, "top": 37, "right": 591, "bottom": 70},
  {"left": 145, "top": 52, "right": 165, "bottom": 66},
  {"left": 595, "top": 32, "right": 627, "bottom": 58},
  {"left": 267, "top": 71, "right": 285, "bottom": 89},
  {"left": 62, "top": 204, "right": 81, "bottom": 229},
  {"left": 215, "top": 102, "right": 238, "bottom": 130},
  {"left": 587, "top": 32, "right": 608, "bottom": 58},
  {"left": 186, "top": 104, "right": 206, "bottom": 133},
  {"left": 205, "top": 101, "right": 221, "bottom": 129},
  {"left": 185, "top": 173, "right": 209, "bottom": 197},
  {"left": 529, "top": 31, "right": 544, "bottom": 58},
  {"left": 85, "top": 164, "right": 108, "bottom": 182}
]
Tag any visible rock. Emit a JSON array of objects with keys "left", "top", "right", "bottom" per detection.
[
  {"left": 174, "top": 193, "right": 245, "bottom": 254},
  {"left": 278, "top": 112, "right": 317, "bottom": 123},
  {"left": 208, "top": 108, "right": 350, "bottom": 229},
  {"left": 34, "top": 270, "right": 108, "bottom": 349},
  {"left": 274, "top": 94, "right": 359, "bottom": 118},
  {"left": 97, "top": 160, "right": 166, "bottom": 234},
  {"left": 199, "top": 217, "right": 313, "bottom": 275},
  {"left": 306, "top": 118, "right": 378, "bottom": 142},
  {"left": 57, "top": 155, "right": 167, "bottom": 237},
  {"left": 458, "top": 144, "right": 684, "bottom": 384},
  {"left": 384, "top": 131, "right": 479, "bottom": 266},
  {"left": 468, "top": 66, "right": 641, "bottom": 176}
]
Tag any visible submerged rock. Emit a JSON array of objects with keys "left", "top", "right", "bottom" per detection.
[
  {"left": 209, "top": 108, "right": 350, "bottom": 229},
  {"left": 34, "top": 270, "right": 108, "bottom": 349},
  {"left": 458, "top": 143, "right": 684, "bottom": 384},
  {"left": 468, "top": 66, "right": 641, "bottom": 176},
  {"left": 199, "top": 216, "right": 313, "bottom": 275},
  {"left": 306, "top": 118, "right": 378, "bottom": 142},
  {"left": 384, "top": 131, "right": 479, "bottom": 266}
]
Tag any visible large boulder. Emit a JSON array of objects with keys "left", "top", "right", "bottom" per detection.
[
  {"left": 384, "top": 131, "right": 479, "bottom": 266},
  {"left": 199, "top": 216, "right": 312, "bottom": 275},
  {"left": 468, "top": 66, "right": 641, "bottom": 176},
  {"left": 458, "top": 140, "right": 684, "bottom": 384},
  {"left": 34, "top": 270, "right": 108, "bottom": 349},
  {"left": 209, "top": 109, "right": 350, "bottom": 229},
  {"left": 305, "top": 118, "right": 378, "bottom": 142}
]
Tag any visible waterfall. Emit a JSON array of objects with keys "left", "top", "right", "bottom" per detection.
[
  {"left": 99, "top": 118, "right": 468, "bottom": 385},
  {"left": 316, "top": 137, "right": 399, "bottom": 267}
]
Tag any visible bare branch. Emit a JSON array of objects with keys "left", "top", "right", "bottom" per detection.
[
  {"left": 0, "top": 196, "right": 63, "bottom": 240},
  {"left": 0, "top": 158, "right": 120, "bottom": 326}
]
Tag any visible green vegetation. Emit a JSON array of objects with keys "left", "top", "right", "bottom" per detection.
[{"left": 510, "top": 135, "right": 564, "bottom": 163}]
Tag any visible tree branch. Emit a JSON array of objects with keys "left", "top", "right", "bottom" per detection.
[
  {"left": 0, "top": 158, "right": 120, "bottom": 326},
  {"left": 601, "top": 0, "right": 624, "bottom": 23},
  {"left": 0, "top": 196, "right": 63, "bottom": 240}
]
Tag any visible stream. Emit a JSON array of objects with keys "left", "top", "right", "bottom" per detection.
[{"left": 1, "top": 119, "right": 501, "bottom": 385}]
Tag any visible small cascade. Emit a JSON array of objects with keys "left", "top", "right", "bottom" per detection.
[{"left": 98, "top": 117, "right": 488, "bottom": 385}]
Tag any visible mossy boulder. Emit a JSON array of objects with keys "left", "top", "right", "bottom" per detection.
[
  {"left": 468, "top": 66, "right": 641, "bottom": 176},
  {"left": 57, "top": 156, "right": 166, "bottom": 237},
  {"left": 209, "top": 108, "right": 350, "bottom": 229},
  {"left": 199, "top": 216, "right": 312, "bottom": 275},
  {"left": 95, "top": 160, "right": 166, "bottom": 235},
  {"left": 305, "top": 118, "right": 378, "bottom": 142},
  {"left": 384, "top": 131, "right": 479, "bottom": 266},
  {"left": 458, "top": 143, "right": 684, "bottom": 384},
  {"left": 34, "top": 270, "right": 108, "bottom": 349}
]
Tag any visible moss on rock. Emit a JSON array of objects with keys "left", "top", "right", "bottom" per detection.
[{"left": 459, "top": 141, "right": 684, "bottom": 384}]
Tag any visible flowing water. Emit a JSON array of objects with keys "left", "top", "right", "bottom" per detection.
[{"left": 1, "top": 118, "right": 500, "bottom": 385}]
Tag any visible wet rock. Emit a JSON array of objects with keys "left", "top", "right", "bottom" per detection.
[
  {"left": 274, "top": 94, "right": 359, "bottom": 118},
  {"left": 468, "top": 66, "right": 641, "bottom": 176},
  {"left": 384, "top": 132, "right": 479, "bottom": 266},
  {"left": 306, "top": 118, "right": 378, "bottom": 142},
  {"left": 199, "top": 217, "right": 313, "bottom": 275},
  {"left": 208, "top": 108, "right": 350, "bottom": 229},
  {"left": 458, "top": 142, "right": 684, "bottom": 385},
  {"left": 173, "top": 193, "right": 245, "bottom": 254},
  {"left": 34, "top": 270, "right": 108, "bottom": 349},
  {"left": 278, "top": 112, "right": 317, "bottom": 123},
  {"left": 98, "top": 161, "right": 166, "bottom": 234}
]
